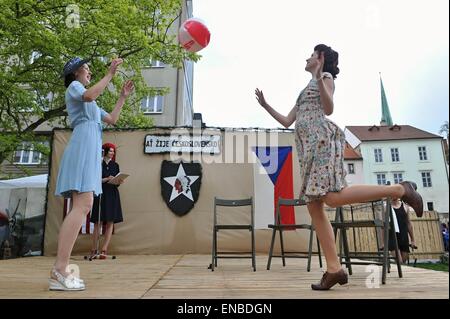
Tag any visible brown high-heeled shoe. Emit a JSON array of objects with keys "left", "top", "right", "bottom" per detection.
[
  {"left": 400, "top": 181, "right": 423, "bottom": 217},
  {"left": 311, "top": 269, "right": 348, "bottom": 290}
]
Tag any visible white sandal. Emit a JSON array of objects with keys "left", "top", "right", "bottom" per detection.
[
  {"left": 51, "top": 267, "right": 85, "bottom": 283},
  {"left": 49, "top": 268, "right": 85, "bottom": 291}
]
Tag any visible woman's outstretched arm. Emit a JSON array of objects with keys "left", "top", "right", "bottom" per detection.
[{"left": 255, "top": 88, "right": 296, "bottom": 128}]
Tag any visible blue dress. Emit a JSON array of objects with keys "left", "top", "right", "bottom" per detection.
[{"left": 55, "top": 81, "right": 108, "bottom": 198}]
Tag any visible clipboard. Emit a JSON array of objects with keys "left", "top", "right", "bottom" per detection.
[{"left": 108, "top": 173, "right": 129, "bottom": 185}]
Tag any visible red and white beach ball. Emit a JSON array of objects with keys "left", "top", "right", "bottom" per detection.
[{"left": 179, "top": 18, "right": 210, "bottom": 53}]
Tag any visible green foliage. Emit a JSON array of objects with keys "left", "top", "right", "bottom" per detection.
[
  {"left": 0, "top": 0, "right": 200, "bottom": 172},
  {"left": 413, "top": 262, "right": 449, "bottom": 272}
]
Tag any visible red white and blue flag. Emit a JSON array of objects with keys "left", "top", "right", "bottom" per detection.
[{"left": 252, "top": 146, "right": 296, "bottom": 229}]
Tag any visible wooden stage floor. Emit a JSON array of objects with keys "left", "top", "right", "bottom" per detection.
[{"left": 0, "top": 255, "right": 448, "bottom": 299}]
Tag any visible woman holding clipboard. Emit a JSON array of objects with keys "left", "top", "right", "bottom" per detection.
[{"left": 90, "top": 143, "right": 124, "bottom": 259}]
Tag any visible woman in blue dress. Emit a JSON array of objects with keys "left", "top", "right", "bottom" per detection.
[{"left": 49, "top": 57, "right": 134, "bottom": 291}]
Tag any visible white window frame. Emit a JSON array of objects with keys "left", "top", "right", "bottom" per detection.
[
  {"left": 347, "top": 163, "right": 355, "bottom": 174},
  {"left": 13, "top": 142, "right": 47, "bottom": 165},
  {"left": 421, "top": 171, "right": 432, "bottom": 187},
  {"left": 376, "top": 173, "right": 387, "bottom": 185},
  {"left": 391, "top": 148, "right": 400, "bottom": 162},
  {"left": 392, "top": 172, "right": 403, "bottom": 184},
  {"left": 141, "top": 95, "right": 164, "bottom": 114},
  {"left": 374, "top": 148, "right": 383, "bottom": 163},
  {"left": 418, "top": 146, "right": 428, "bottom": 161}
]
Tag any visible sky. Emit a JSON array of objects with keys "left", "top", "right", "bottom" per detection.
[{"left": 191, "top": 0, "right": 449, "bottom": 136}]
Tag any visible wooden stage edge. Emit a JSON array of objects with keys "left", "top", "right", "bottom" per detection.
[{"left": 0, "top": 254, "right": 448, "bottom": 299}]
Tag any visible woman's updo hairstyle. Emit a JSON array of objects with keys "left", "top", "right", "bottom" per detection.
[{"left": 314, "top": 44, "right": 339, "bottom": 79}]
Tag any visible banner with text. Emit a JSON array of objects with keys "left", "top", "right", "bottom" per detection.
[{"left": 144, "top": 134, "right": 221, "bottom": 154}]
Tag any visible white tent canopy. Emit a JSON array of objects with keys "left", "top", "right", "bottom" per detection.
[{"left": 0, "top": 174, "right": 48, "bottom": 189}]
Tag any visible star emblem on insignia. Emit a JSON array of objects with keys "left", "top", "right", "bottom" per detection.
[{"left": 163, "top": 163, "right": 200, "bottom": 202}]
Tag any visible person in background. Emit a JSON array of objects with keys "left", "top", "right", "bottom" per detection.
[
  {"left": 388, "top": 197, "right": 417, "bottom": 263},
  {"left": 90, "top": 143, "right": 124, "bottom": 259}
]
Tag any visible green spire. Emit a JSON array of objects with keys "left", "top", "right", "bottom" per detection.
[{"left": 380, "top": 74, "right": 393, "bottom": 126}]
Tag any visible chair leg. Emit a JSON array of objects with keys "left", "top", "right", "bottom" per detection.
[
  {"left": 341, "top": 228, "right": 353, "bottom": 275},
  {"left": 317, "top": 235, "right": 323, "bottom": 268},
  {"left": 279, "top": 229, "right": 286, "bottom": 267},
  {"left": 391, "top": 230, "right": 403, "bottom": 278},
  {"left": 251, "top": 228, "right": 256, "bottom": 272},
  {"left": 211, "top": 227, "right": 216, "bottom": 271},
  {"left": 267, "top": 229, "right": 277, "bottom": 270},
  {"left": 307, "top": 227, "right": 314, "bottom": 272},
  {"left": 214, "top": 229, "right": 218, "bottom": 267},
  {"left": 388, "top": 209, "right": 403, "bottom": 279},
  {"left": 382, "top": 219, "right": 389, "bottom": 285},
  {"left": 336, "top": 229, "right": 348, "bottom": 268}
]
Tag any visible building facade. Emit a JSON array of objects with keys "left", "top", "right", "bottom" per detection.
[
  {"left": 343, "top": 142, "right": 364, "bottom": 186},
  {"left": 141, "top": 0, "right": 194, "bottom": 127},
  {"left": 345, "top": 125, "right": 449, "bottom": 214}
]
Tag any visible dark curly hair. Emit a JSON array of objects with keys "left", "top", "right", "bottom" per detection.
[
  {"left": 64, "top": 73, "right": 76, "bottom": 88},
  {"left": 314, "top": 44, "right": 339, "bottom": 79}
]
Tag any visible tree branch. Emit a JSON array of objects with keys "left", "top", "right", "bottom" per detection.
[
  {"left": 163, "top": 11, "right": 181, "bottom": 43},
  {"left": 119, "top": 47, "right": 144, "bottom": 59},
  {"left": 1, "top": 92, "right": 22, "bottom": 131},
  {"left": 23, "top": 106, "right": 67, "bottom": 133}
]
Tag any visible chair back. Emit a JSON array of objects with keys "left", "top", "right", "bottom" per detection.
[{"left": 214, "top": 197, "right": 254, "bottom": 226}]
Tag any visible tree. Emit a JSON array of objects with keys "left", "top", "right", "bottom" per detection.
[
  {"left": 0, "top": 0, "right": 199, "bottom": 172},
  {"left": 439, "top": 121, "right": 449, "bottom": 141}
]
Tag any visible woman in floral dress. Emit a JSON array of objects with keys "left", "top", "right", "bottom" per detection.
[{"left": 255, "top": 44, "right": 423, "bottom": 290}]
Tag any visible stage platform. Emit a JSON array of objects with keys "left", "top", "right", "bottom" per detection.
[{"left": 0, "top": 255, "right": 448, "bottom": 299}]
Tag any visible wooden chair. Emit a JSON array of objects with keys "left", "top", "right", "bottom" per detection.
[
  {"left": 267, "top": 198, "right": 322, "bottom": 271},
  {"left": 331, "top": 198, "right": 403, "bottom": 284},
  {"left": 209, "top": 197, "right": 256, "bottom": 271}
]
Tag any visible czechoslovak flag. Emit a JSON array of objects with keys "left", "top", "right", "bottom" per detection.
[{"left": 252, "top": 146, "right": 296, "bottom": 229}]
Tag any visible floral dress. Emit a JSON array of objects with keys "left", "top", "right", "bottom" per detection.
[{"left": 294, "top": 72, "right": 347, "bottom": 203}]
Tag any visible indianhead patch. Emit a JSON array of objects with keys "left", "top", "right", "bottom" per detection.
[{"left": 160, "top": 161, "right": 202, "bottom": 216}]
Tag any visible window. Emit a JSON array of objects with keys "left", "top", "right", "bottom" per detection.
[
  {"left": 376, "top": 173, "right": 387, "bottom": 185},
  {"left": 374, "top": 148, "right": 383, "bottom": 162},
  {"left": 393, "top": 172, "right": 403, "bottom": 184},
  {"left": 146, "top": 60, "right": 165, "bottom": 68},
  {"left": 427, "top": 202, "right": 434, "bottom": 211},
  {"left": 418, "top": 146, "right": 428, "bottom": 161},
  {"left": 347, "top": 163, "right": 355, "bottom": 174},
  {"left": 391, "top": 148, "right": 400, "bottom": 162},
  {"left": 13, "top": 142, "right": 48, "bottom": 165},
  {"left": 421, "top": 172, "right": 432, "bottom": 187},
  {"left": 141, "top": 95, "right": 163, "bottom": 113},
  {"left": 30, "top": 51, "right": 42, "bottom": 64}
]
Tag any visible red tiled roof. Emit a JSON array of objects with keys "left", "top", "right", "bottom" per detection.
[
  {"left": 346, "top": 125, "right": 441, "bottom": 142},
  {"left": 344, "top": 142, "right": 362, "bottom": 160}
]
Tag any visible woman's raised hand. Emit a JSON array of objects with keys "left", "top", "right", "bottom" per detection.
[
  {"left": 108, "top": 58, "right": 123, "bottom": 76},
  {"left": 120, "top": 80, "right": 134, "bottom": 98},
  {"left": 255, "top": 88, "right": 269, "bottom": 108},
  {"left": 314, "top": 52, "right": 325, "bottom": 80}
]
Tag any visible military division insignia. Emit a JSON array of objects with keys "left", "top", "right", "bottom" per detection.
[{"left": 160, "top": 161, "right": 202, "bottom": 216}]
